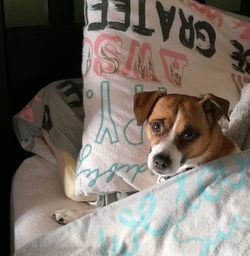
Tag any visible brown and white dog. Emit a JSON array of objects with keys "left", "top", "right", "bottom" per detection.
[
  {"left": 53, "top": 91, "right": 239, "bottom": 225},
  {"left": 134, "top": 91, "right": 239, "bottom": 179}
]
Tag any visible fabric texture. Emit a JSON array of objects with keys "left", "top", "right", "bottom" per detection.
[
  {"left": 13, "top": 79, "right": 83, "bottom": 160},
  {"left": 75, "top": 0, "right": 250, "bottom": 196},
  {"left": 11, "top": 154, "right": 92, "bottom": 253},
  {"left": 15, "top": 149, "right": 250, "bottom": 256},
  {"left": 13, "top": 79, "right": 89, "bottom": 201},
  {"left": 226, "top": 83, "right": 250, "bottom": 151}
]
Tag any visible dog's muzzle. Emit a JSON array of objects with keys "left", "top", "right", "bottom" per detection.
[{"left": 153, "top": 153, "right": 172, "bottom": 174}]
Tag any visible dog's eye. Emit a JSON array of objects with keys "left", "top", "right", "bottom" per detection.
[
  {"left": 179, "top": 128, "right": 198, "bottom": 142},
  {"left": 151, "top": 120, "right": 164, "bottom": 135}
]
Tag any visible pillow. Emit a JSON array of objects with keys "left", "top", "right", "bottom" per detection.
[
  {"left": 75, "top": 0, "right": 250, "bottom": 196},
  {"left": 13, "top": 79, "right": 96, "bottom": 201}
]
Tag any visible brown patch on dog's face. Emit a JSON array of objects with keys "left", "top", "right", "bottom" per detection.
[{"left": 145, "top": 94, "right": 213, "bottom": 160}]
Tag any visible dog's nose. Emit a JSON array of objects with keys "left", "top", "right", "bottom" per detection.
[{"left": 153, "top": 154, "right": 172, "bottom": 171}]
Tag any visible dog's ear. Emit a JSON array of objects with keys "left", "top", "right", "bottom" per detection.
[
  {"left": 199, "top": 93, "right": 230, "bottom": 126},
  {"left": 134, "top": 91, "right": 166, "bottom": 126}
]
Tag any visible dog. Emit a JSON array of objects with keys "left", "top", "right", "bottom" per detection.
[
  {"left": 52, "top": 91, "right": 239, "bottom": 224},
  {"left": 134, "top": 91, "right": 240, "bottom": 179}
]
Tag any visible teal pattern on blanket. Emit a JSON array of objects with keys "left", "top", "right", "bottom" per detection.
[
  {"left": 12, "top": 151, "right": 250, "bottom": 256},
  {"left": 97, "top": 150, "right": 250, "bottom": 256},
  {"left": 176, "top": 151, "right": 249, "bottom": 210},
  {"left": 172, "top": 151, "right": 250, "bottom": 255},
  {"left": 98, "top": 194, "right": 171, "bottom": 256},
  {"left": 174, "top": 214, "right": 250, "bottom": 256}
]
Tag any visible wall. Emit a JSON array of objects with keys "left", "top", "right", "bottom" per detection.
[
  {"left": 206, "top": 0, "right": 241, "bottom": 12},
  {"left": 4, "top": 0, "right": 48, "bottom": 27},
  {"left": 4, "top": 0, "right": 84, "bottom": 27}
]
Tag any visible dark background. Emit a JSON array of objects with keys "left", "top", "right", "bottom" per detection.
[
  {"left": 1, "top": 0, "right": 83, "bottom": 254},
  {"left": 0, "top": 0, "right": 249, "bottom": 254}
]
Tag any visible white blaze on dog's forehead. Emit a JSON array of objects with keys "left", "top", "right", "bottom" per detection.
[
  {"left": 151, "top": 108, "right": 182, "bottom": 154},
  {"left": 147, "top": 106, "right": 188, "bottom": 175},
  {"left": 171, "top": 107, "right": 182, "bottom": 135}
]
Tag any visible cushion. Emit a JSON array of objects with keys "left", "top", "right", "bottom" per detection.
[
  {"left": 13, "top": 79, "right": 96, "bottom": 201},
  {"left": 75, "top": 0, "right": 250, "bottom": 196}
]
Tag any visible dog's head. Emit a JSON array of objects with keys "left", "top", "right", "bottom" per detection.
[{"left": 134, "top": 91, "right": 230, "bottom": 177}]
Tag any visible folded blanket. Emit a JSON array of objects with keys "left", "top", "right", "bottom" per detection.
[
  {"left": 226, "top": 83, "right": 250, "bottom": 150},
  {"left": 13, "top": 79, "right": 83, "bottom": 159},
  {"left": 14, "top": 150, "right": 250, "bottom": 256}
]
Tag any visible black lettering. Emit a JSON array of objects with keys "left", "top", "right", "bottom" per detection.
[
  {"left": 156, "top": 2, "right": 176, "bottom": 41},
  {"left": 133, "top": 0, "right": 155, "bottom": 36},
  {"left": 88, "top": 0, "right": 108, "bottom": 30},
  {"left": 179, "top": 9, "right": 195, "bottom": 49},
  {"left": 231, "top": 40, "right": 244, "bottom": 72},
  {"left": 231, "top": 40, "right": 250, "bottom": 74},
  {"left": 108, "top": 0, "right": 130, "bottom": 31},
  {"left": 195, "top": 21, "right": 216, "bottom": 58}
]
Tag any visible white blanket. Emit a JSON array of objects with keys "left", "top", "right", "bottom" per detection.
[
  {"left": 226, "top": 84, "right": 250, "bottom": 151},
  {"left": 15, "top": 149, "right": 250, "bottom": 256}
]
